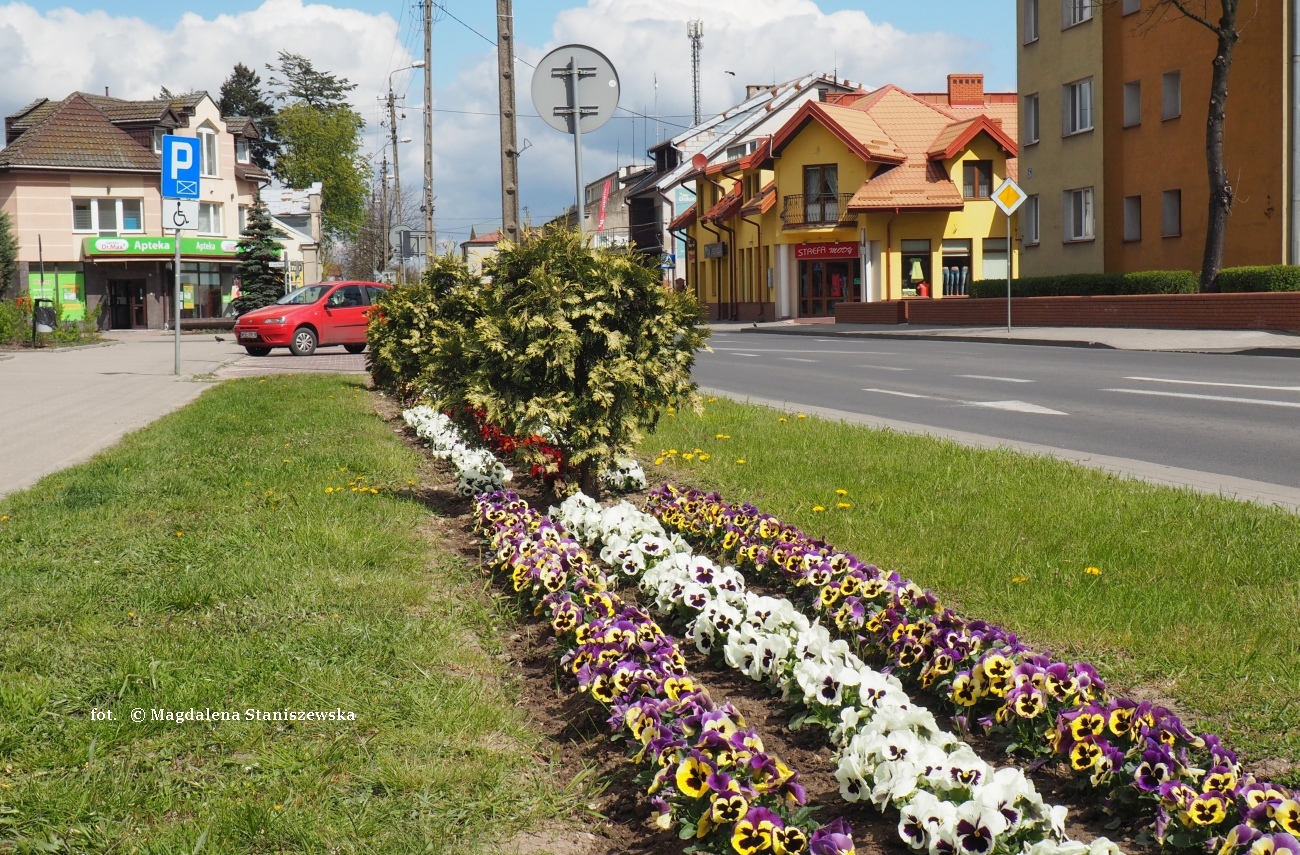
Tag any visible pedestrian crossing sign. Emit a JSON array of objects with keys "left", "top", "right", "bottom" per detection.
[{"left": 993, "top": 178, "right": 1027, "bottom": 216}]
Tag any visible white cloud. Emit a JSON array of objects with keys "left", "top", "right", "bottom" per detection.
[{"left": 0, "top": 0, "right": 996, "bottom": 245}]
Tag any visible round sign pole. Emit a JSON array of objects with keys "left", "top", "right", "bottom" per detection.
[
  {"left": 174, "top": 228, "right": 182, "bottom": 374},
  {"left": 565, "top": 56, "right": 587, "bottom": 236}
]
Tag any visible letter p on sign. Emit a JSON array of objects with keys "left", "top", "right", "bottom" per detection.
[{"left": 162, "top": 135, "right": 201, "bottom": 200}]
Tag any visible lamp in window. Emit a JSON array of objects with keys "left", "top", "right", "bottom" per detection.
[{"left": 909, "top": 259, "right": 924, "bottom": 283}]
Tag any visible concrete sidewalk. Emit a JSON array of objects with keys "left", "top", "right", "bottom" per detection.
[
  {"left": 711, "top": 318, "right": 1300, "bottom": 355},
  {"left": 0, "top": 332, "right": 366, "bottom": 499}
]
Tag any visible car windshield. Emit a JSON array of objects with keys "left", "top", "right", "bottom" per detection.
[{"left": 276, "top": 285, "right": 330, "bottom": 306}]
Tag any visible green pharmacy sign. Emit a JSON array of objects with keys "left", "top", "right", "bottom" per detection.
[{"left": 81, "top": 236, "right": 278, "bottom": 259}]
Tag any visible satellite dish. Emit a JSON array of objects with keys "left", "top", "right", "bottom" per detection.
[
  {"left": 692, "top": 152, "right": 708, "bottom": 171},
  {"left": 531, "top": 44, "right": 620, "bottom": 135}
]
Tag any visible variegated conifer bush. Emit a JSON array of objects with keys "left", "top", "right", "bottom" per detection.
[{"left": 446, "top": 226, "right": 708, "bottom": 496}]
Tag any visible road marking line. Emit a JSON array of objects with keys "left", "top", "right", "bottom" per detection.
[
  {"left": 783, "top": 357, "right": 819, "bottom": 363},
  {"left": 862, "top": 387, "right": 935, "bottom": 399},
  {"left": 710, "top": 347, "right": 893, "bottom": 354},
  {"left": 1125, "top": 376, "right": 1300, "bottom": 393},
  {"left": 1104, "top": 388, "right": 1300, "bottom": 409},
  {"left": 957, "top": 374, "right": 1033, "bottom": 383},
  {"left": 967, "top": 400, "right": 1067, "bottom": 415},
  {"left": 729, "top": 352, "right": 761, "bottom": 358},
  {"left": 858, "top": 365, "right": 911, "bottom": 371}
]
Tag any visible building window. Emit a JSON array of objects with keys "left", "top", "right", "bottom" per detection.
[
  {"left": 238, "top": 205, "right": 251, "bottom": 233},
  {"left": 1024, "top": 0, "right": 1040, "bottom": 43},
  {"left": 803, "top": 164, "right": 839, "bottom": 223},
  {"left": 1024, "top": 93, "right": 1040, "bottom": 144},
  {"left": 1062, "top": 0, "right": 1093, "bottom": 28},
  {"left": 982, "top": 238, "right": 1010, "bottom": 280},
  {"left": 1063, "top": 78, "right": 1094, "bottom": 135},
  {"left": 235, "top": 137, "right": 250, "bottom": 164},
  {"left": 198, "top": 125, "right": 218, "bottom": 177},
  {"left": 198, "top": 201, "right": 222, "bottom": 235},
  {"left": 1123, "top": 81, "right": 1141, "bottom": 128},
  {"left": 1162, "top": 189, "right": 1181, "bottom": 236},
  {"left": 1162, "top": 71, "right": 1182, "bottom": 120},
  {"left": 725, "top": 139, "right": 758, "bottom": 161},
  {"left": 1124, "top": 196, "right": 1142, "bottom": 241},
  {"left": 963, "top": 160, "right": 993, "bottom": 199},
  {"left": 1063, "top": 187, "right": 1095, "bottom": 241},
  {"left": 900, "top": 239, "right": 931, "bottom": 296},
  {"left": 1024, "top": 194, "right": 1040, "bottom": 245},
  {"left": 152, "top": 128, "right": 165, "bottom": 153},
  {"left": 71, "top": 198, "right": 145, "bottom": 235},
  {"left": 1123, "top": 0, "right": 1140, "bottom": 13}
]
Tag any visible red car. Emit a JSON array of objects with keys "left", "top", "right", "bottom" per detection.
[{"left": 233, "top": 281, "right": 389, "bottom": 357}]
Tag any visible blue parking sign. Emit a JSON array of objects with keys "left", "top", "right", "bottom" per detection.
[{"left": 161, "top": 135, "right": 201, "bottom": 199}]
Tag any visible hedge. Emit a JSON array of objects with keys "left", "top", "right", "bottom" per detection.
[
  {"left": 970, "top": 270, "right": 1197, "bottom": 298},
  {"left": 971, "top": 265, "right": 1300, "bottom": 298}
]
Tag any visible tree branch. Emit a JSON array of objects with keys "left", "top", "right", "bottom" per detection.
[{"left": 1162, "top": 0, "right": 1220, "bottom": 33}]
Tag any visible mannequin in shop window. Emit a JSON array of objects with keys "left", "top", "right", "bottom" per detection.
[{"left": 909, "top": 258, "right": 929, "bottom": 298}]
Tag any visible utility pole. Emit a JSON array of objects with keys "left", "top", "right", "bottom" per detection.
[
  {"left": 497, "top": 0, "right": 520, "bottom": 243},
  {"left": 688, "top": 20, "right": 703, "bottom": 126},
  {"left": 387, "top": 86, "right": 405, "bottom": 285},
  {"left": 380, "top": 155, "right": 390, "bottom": 279},
  {"left": 423, "top": 0, "right": 435, "bottom": 260}
]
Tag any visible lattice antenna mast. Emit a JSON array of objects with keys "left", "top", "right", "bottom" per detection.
[{"left": 687, "top": 20, "right": 703, "bottom": 125}]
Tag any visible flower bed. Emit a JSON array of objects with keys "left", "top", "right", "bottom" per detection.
[
  {"left": 641, "top": 485, "right": 1300, "bottom": 855},
  {"left": 553, "top": 494, "right": 1120, "bottom": 855},
  {"left": 402, "top": 405, "right": 513, "bottom": 496},
  {"left": 473, "top": 490, "right": 855, "bottom": 854}
]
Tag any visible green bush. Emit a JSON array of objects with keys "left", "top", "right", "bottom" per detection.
[
  {"left": 1215, "top": 265, "right": 1300, "bottom": 293},
  {"left": 0, "top": 299, "right": 27, "bottom": 344},
  {"left": 970, "top": 270, "right": 1198, "bottom": 298}
]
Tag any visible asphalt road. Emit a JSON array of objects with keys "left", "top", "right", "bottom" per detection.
[{"left": 697, "top": 332, "right": 1300, "bottom": 497}]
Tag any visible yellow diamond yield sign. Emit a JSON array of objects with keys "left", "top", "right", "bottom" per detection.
[{"left": 993, "top": 178, "right": 1027, "bottom": 216}]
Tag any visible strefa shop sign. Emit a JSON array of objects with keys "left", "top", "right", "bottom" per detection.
[
  {"left": 794, "top": 242, "right": 858, "bottom": 261},
  {"left": 83, "top": 236, "right": 247, "bottom": 258}
]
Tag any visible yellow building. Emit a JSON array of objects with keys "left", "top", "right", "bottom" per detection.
[{"left": 677, "top": 76, "right": 1019, "bottom": 319}]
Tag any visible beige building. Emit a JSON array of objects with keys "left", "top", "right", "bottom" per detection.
[
  {"left": 1017, "top": 0, "right": 1106, "bottom": 276},
  {"left": 1, "top": 91, "right": 270, "bottom": 328},
  {"left": 461, "top": 228, "right": 503, "bottom": 279}
]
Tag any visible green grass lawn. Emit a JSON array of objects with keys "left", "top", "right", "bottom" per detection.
[
  {"left": 645, "top": 397, "right": 1300, "bottom": 770},
  {"left": 0, "top": 376, "right": 571, "bottom": 853}
]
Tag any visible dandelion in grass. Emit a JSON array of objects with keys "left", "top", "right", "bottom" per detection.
[
  {"left": 0, "top": 515, "right": 8, "bottom": 522},
  {"left": 736, "top": 458, "right": 746, "bottom": 464},
  {"left": 797, "top": 413, "right": 807, "bottom": 419},
  {"left": 699, "top": 454, "right": 711, "bottom": 461},
  {"left": 683, "top": 453, "right": 695, "bottom": 460},
  {"left": 325, "top": 487, "right": 334, "bottom": 493},
  {"left": 654, "top": 457, "right": 665, "bottom": 465},
  {"left": 778, "top": 417, "right": 787, "bottom": 423},
  {"left": 813, "top": 505, "right": 825, "bottom": 513},
  {"left": 175, "top": 531, "right": 183, "bottom": 537},
  {"left": 1012, "top": 576, "right": 1028, "bottom": 583},
  {"left": 1085, "top": 566, "right": 1102, "bottom": 576},
  {"left": 283, "top": 459, "right": 291, "bottom": 463},
  {"left": 837, "top": 502, "right": 851, "bottom": 509},
  {"left": 836, "top": 489, "right": 848, "bottom": 496}
]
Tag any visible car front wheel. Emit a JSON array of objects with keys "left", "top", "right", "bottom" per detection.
[
  {"left": 344, "top": 343, "right": 366, "bottom": 354},
  {"left": 290, "top": 327, "right": 317, "bottom": 356},
  {"left": 244, "top": 346, "right": 272, "bottom": 357}
]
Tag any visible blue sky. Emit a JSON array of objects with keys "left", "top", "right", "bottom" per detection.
[{"left": 5, "top": 0, "right": 1016, "bottom": 243}]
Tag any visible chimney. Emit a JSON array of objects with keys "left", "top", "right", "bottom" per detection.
[
  {"left": 947, "top": 74, "right": 984, "bottom": 107},
  {"left": 746, "top": 84, "right": 772, "bottom": 99}
]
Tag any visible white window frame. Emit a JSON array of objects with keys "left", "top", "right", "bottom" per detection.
[
  {"left": 1024, "top": 0, "right": 1040, "bottom": 43},
  {"left": 1123, "top": 81, "right": 1142, "bottom": 128},
  {"left": 152, "top": 128, "right": 165, "bottom": 154},
  {"left": 1162, "top": 71, "right": 1182, "bottom": 120},
  {"left": 1062, "top": 0, "right": 1094, "bottom": 28},
  {"left": 1063, "top": 78, "right": 1094, "bottom": 136},
  {"left": 1023, "top": 194, "right": 1040, "bottom": 246},
  {"left": 71, "top": 197, "right": 145, "bottom": 235},
  {"left": 1162, "top": 189, "right": 1182, "bottom": 237},
  {"left": 1024, "top": 93, "right": 1040, "bottom": 145},
  {"left": 1063, "top": 187, "right": 1095, "bottom": 242},
  {"left": 198, "top": 124, "right": 219, "bottom": 178},
  {"left": 198, "top": 201, "right": 223, "bottom": 235},
  {"left": 235, "top": 137, "right": 250, "bottom": 164},
  {"left": 1123, "top": 195, "right": 1142, "bottom": 241}
]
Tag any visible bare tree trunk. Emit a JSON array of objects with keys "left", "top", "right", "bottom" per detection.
[
  {"left": 578, "top": 459, "right": 601, "bottom": 500},
  {"left": 1200, "top": 6, "right": 1239, "bottom": 292},
  {"left": 1164, "top": 0, "right": 1240, "bottom": 292}
]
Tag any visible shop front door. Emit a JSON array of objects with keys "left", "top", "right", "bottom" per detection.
[
  {"left": 799, "top": 260, "right": 855, "bottom": 317},
  {"left": 107, "top": 280, "right": 147, "bottom": 330}
]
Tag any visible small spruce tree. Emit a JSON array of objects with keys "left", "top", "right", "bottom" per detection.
[
  {"left": 231, "top": 197, "right": 286, "bottom": 314},
  {"left": 0, "top": 209, "right": 17, "bottom": 299}
]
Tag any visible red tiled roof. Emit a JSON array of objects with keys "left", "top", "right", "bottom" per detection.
[
  {"left": 0, "top": 94, "right": 160, "bottom": 171},
  {"left": 848, "top": 161, "right": 964, "bottom": 211},
  {"left": 740, "top": 181, "right": 776, "bottom": 216},
  {"left": 926, "top": 115, "right": 1018, "bottom": 161},
  {"left": 705, "top": 138, "right": 773, "bottom": 177},
  {"left": 463, "top": 230, "right": 503, "bottom": 245},
  {"left": 771, "top": 101, "right": 905, "bottom": 164},
  {"left": 702, "top": 183, "right": 743, "bottom": 223},
  {"left": 668, "top": 206, "right": 696, "bottom": 231}
]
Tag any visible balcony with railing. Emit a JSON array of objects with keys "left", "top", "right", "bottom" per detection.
[{"left": 780, "top": 193, "right": 856, "bottom": 228}]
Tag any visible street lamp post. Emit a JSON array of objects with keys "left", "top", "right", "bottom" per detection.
[{"left": 387, "top": 61, "right": 425, "bottom": 285}]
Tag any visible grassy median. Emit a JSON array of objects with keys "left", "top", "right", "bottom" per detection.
[
  {"left": 645, "top": 397, "right": 1300, "bottom": 770},
  {"left": 0, "top": 376, "right": 569, "bottom": 853}
]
